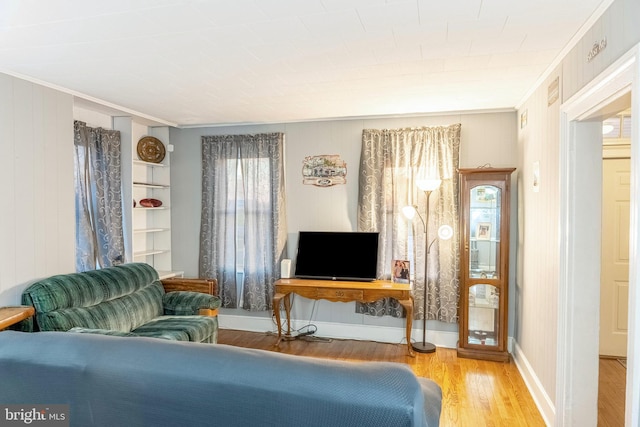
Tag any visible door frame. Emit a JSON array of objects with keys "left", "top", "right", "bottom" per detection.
[{"left": 557, "top": 44, "right": 640, "bottom": 425}]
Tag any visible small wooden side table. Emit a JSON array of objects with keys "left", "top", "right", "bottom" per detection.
[{"left": 0, "top": 306, "right": 35, "bottom": 331}]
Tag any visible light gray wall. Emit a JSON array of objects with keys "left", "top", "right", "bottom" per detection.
[
  {"left": 0, "top": 74, "right": 75, "bottom": 306},
  {"left": 562, "top": 0, "right": 640, "bottom": 102},
  {"left": 516, "top": 0, "right": 640, "bottom": 420},
  {"left": 516, "top": 66, "right": 563, "bottom": 409},
  {"left": 169, "top": 111, "right": 517, "bottom": 332}
]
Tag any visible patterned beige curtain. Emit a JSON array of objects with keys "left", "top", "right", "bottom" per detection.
[
  {"left": 74, "top": 121, "right": 125, "bottom": 272},
  {"left": 357, "top": 124, "right": 461, "bottom": 323},
  {"left": 199, "top": 133, "right": 287, "bottom": 311}
]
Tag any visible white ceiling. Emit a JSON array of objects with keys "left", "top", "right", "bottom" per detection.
[{"left": 0, "top": 0, "right": 607, "bottom": 127}]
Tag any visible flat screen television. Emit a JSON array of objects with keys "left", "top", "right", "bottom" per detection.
[{"left": 294, "top": 231, "right": 379, "bottom": 282}]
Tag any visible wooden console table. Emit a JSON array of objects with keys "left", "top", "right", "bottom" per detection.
[
  {"left": 273, "top": 278, "right": 415, "bottom": 356},
  {"left": 0, "top": 306, "right": 35, "bottom": 331}
]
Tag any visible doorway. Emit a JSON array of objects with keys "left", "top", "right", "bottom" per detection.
[
  {"left": 599, "top": 109, "right": 631, "bottom": 426},
  {"left": 558, "top": 45, "right": 640, "bottom": 426},
  {"left": 600, "top": 109, "right": 631, "bottom": 359}
]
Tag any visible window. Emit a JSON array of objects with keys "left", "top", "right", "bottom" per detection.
[
  {"left": 200, "top": 133, "right": 287, "bottom": 311},
  {"left": 73, "top": 121, "right": 124, "bottom": 271}
]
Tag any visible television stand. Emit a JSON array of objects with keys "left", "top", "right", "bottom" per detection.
[{"left": 273, "top": 278, "right": 415, "bottom": 356}]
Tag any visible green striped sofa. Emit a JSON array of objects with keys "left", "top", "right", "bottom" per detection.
[{"left": 21, "top": 263, "right": 221, "bottom": 343}]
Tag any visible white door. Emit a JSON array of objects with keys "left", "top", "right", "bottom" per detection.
[{"left": 600, "top": 157, "right": 630, "bottom": 357}]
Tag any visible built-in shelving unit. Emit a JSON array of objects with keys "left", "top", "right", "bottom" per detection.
[
  {"left": 114, "top": 118, "right": 183, "bottom": 280},
  {"left": 133, "top": 183, "right": 170, "bottom": 189},
  {"left": 134, "top": 249, "right": 169, "bottom": 257},
  {"left": 133, "top": 228, "right": 170, "bottom": 233}
]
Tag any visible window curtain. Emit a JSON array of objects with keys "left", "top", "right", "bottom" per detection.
[
  {"left": 74, "top": 120, "right": 125, "bottom": 272},
  {"left": 199, "top": 133, "right": 287, "bottom": 310},
  {"left": 357, "top": 124, "right": 461, "bottom": 323}
]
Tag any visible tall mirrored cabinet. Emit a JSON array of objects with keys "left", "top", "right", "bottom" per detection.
[{"left": 458, "top": 167, "right": 516, "bottom": 362}]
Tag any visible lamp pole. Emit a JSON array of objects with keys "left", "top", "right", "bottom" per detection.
[{"left": 412, "top": 188, "right": 437, "bottom": 354}]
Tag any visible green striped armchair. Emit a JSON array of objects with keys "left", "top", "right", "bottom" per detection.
[{"left": 21, "top": 263, "right": 221, "bottom": 343}]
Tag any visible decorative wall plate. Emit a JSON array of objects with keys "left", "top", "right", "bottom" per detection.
[
  {"left": 139, "top": 198, "right": 162, "bottom": 208},
  {"left": 301, "top": 154, "right": 347, "bottom": 187},
  {"left": 137, "top": 136, "right": 166, "bottom": 163}
]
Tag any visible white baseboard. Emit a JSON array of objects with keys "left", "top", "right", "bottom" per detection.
[
  {"left": 512, "top": 341, "right": 554, "bottom": 426},
  {"left": 218, "top": 314, "right": 460, "bottom": 349}
]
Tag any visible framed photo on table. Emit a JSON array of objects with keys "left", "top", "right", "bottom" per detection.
[{"left": 392, "top": 260, "right": 410, "bottom": 284}]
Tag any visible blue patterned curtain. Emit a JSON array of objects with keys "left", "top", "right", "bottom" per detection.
[
  {"left": 357, "top": 124, "right": 461, "bottom": 323},
  {"left": 199, "top": 133, "right": 287, "bottom": 310},
  {"left": 74, "top": 121, "right": 125, "bottom": 272}
]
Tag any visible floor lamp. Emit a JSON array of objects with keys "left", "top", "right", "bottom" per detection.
[{"left": 402, "top": 179, "right": 453, "bottom": 353}]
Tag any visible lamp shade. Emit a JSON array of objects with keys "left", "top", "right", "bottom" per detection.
[
  {"left": 437, "top": 225, "right": 454, "bottom": 240},
  {"left": 602, "top": 124, "right": 615, "bottom": 135},
  {"left": 416, "top": 179, "right": 441, "bottom": 192},
  {"left": 401, "top": 205, "right": 417, "bottom": 220}
]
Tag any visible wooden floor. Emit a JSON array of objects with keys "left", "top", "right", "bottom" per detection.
[
  {"left": 598, "top": 358, "right": 626, "bottom": 427},
  {"left": 218, "top": 329, "right": 545, "bottom": 427}
]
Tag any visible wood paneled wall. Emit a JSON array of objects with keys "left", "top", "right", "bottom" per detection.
[
  {"left": 516, "top": 67, "right": 563, "bottom": 422},
  {"left": 515, "top": 0, "right": 640, "bottom": 423},
  {"left": 0, "top": 74, "right": 75, "bottom": 306},
  {"left": 563, "top": 0, "right": 640, "bottom": 102}
]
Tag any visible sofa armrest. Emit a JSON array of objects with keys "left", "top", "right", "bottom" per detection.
[
  {"left": 161, "top": 278, "right": 217, "bottom": 295},
  {"left": 163, "top": 292, "right": 221, "bottom": 316},
  {"left": 417, "top": 377, "right": 442, "bottom": 427}
]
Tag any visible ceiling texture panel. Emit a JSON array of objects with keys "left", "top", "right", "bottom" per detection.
[{"left": 0, "top": 0, "right": 608, "bottom": 126}]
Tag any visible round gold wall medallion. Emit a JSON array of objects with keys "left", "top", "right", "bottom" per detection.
[{"left": 137, "top": 136, "right": 166, "bottom": 163}]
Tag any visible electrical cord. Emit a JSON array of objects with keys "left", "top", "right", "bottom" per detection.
[
  {"left": 271, "top": 294, "right": 314, "bottom": 335},
  {"left": 270, "top": 295, "right": 329, "bottom": 341},
  {"left": 295, "top": 323, "right": 317, "bottom": 337}
]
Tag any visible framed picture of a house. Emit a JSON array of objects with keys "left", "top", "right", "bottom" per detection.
[{"left": 301, "top": 154, "right": 347, "bottom": 187}]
